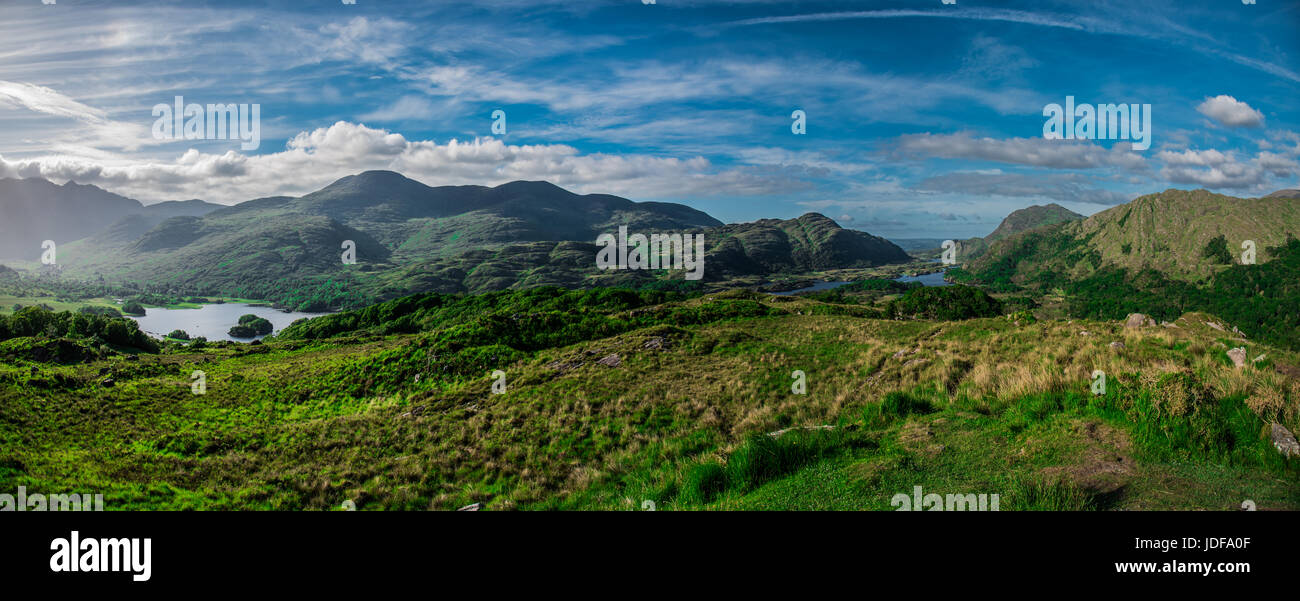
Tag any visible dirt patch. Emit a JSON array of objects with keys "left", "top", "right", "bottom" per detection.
[
  {"left": 1039, "top": 419, "right": 1134, "bottom": 495},
  {"left": 898, "top": 421, "right": 945, "bottom": 458}
]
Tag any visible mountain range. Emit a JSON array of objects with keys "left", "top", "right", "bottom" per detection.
[{"left": 1, "top": 171, "right": 914, "bottom": 305}]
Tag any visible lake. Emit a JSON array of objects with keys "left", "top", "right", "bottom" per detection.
[
  {"left": 771, "top": 269, "right": 951, "bottom": 296},
  {"left": 128, "top": 303, "right": 329, "bottom": 342}
]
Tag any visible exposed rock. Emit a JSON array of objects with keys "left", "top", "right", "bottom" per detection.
[
  {"left": 102, "top": 378, "right": 115, "bottom": 387},
  {"left": 1124, "top": 313, "right": 1156, "bottom": 328},
  {"left": 126, "top": 354, "right": 140, "bottom": 362},
  {"left": 1269, "top": 424, "right": 1300, "bottom": 458},
  {"left": 642, "top": 336, "right": 667, "bottom": 350},
  {"left": 1078, "top": 330, "right": 1091, "bottom": 336},
  {"left": 768, "top": 424, "right": 835, "bottom": 437},
  {"left": 457, "top": 502, "right": 482, "bottom": 512},
  {"left": 596, "top": 353, "right": 621, "bottom": 367},
  {"left": 892, "top": 348, "right": 914, "bottom": 359},
  {"left": 545, "top": 359, "right": 585, "bottom": 374},
  {"left": 1206, "top": 321, "right": 1224, "bottom": 331},
  {"left": 1227, "top": 347, "right": 1247, "bottom": 369},
  {"left": 1109, "top": 341, "right": 1125, "bottom": 350}
]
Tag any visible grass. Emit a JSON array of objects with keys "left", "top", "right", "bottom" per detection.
[{"left": 2, "top": 289, "right": 1297, "bottom": 511}]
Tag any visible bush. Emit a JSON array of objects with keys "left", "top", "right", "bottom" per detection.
[
  {"left": 122, "top": 301, "right": 146, "bottom": 315},
  {"left": 167, "top": 329, "right": 190, "bottom": 340},
  {"left": 886, "top": 285, "right": 1002, "bottom": 320}
]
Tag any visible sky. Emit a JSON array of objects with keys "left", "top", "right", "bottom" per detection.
[{"left": 0, "top": 0, "right": 1297, "bottom": 239}]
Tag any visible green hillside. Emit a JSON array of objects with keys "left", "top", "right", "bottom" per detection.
[{"left": 2, "top": 287, "right": 1296, "bottom": 510}]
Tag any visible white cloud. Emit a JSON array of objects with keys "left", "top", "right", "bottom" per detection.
[
  {"left": 0, "top": 121, "right": 803, "bottom": 204},
  {"left": 893, "top": 132, "right": 1147, "bottom": 170},
  {"left": 1196, "top": 95, "right": 1264, "bottom": 128}
]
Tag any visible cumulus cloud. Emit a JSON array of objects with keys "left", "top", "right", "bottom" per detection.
[
  {"left": 1155, "top": 148, "right": 1296, "bottom": 189},
  {"left": 1196, "top": 95, "right": 1264, "bottom": 128},
  {"left": 0, "top": 121, "right": 803, "bottom": 204}
]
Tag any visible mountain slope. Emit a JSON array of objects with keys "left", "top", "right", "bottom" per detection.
[
  {"left": 0, "top": 178, "right": 142, "bottom": 260},
  {"left": 967, "top": 189, "right": 1300, "bottom": 285},
  {"left": 703, "top": 213, "right": 911, "bottom": 274},
  {"left": 984, "top": 203, "right": 1084, "bottom": 243}
]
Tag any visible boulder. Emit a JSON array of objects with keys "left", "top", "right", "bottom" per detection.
[
  {"left": 1227, "top": 347, "right": 1247, "bottom": 369},
  {"left": 457, "top": 502, "right": 482, "bottom": 512},
  {"left": 1269, "top": 423, "right": 1300, "bottom": 458},
  {"left": 1124, "top": 313, "right": 1156, "bottom": 328},
  {"left": 1109, "top": 341, "right": 1125, "bottom": 350}
]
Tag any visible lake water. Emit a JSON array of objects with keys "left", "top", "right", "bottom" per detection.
[
  {"left": 128, "top": 303, "right": 329, "bottom": 342},
  {"left": 772, "top": 269, "right": 951, "bottom": 296}
]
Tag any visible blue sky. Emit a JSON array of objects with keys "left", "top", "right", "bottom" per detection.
[{"left": 0, "top": 0, "right": 1297, "bottom": 239}]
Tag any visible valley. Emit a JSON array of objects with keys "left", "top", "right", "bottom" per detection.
[{"left": 2, "top": 173, "right": 1298, "bottom": 511}]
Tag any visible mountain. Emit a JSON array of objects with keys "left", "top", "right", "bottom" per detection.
[
  {"left": 920, "top": 203, "right": 1085, "bottom": 261},
  {"left": 1265, "top": 189, "right": 1300, "bottom": 198},
  {"left": 701, "top": 213, "right": 910, "bottom": 274},
  {"left": 205, "top": 171, "right": 723, "bottom": 259},
  {"left": 0, "top": 177, "right": 222, "bottom": 260},
  {"left": 984, "top": 203, "right": 1083, "bottom": 243},
  {"left": 965, "top": 188, "right": 1300, "bottom": 285},
  {"left": 0, "top": 178, "right": 141, "bottom": 260}
]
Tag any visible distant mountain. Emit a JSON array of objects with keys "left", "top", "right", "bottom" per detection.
[
  {"left": 0, "top": 177, "right": 222, "bottom": 260},
  {"left": 916, "top": 203, "right": 1085, "bottom": 262},
  {"left": 701, "top": 213, "right": 910, "bottom": 275},
  {"left": 1266, "top": 189, "right": 1300, "bottom": 199},
  {"left": 984, "top": 203, "right": 1083, "bottom": 243},
  {"left": 888, "top": 238, "right": 949, "bottom": 253},
  {"left": 206, "top": 171, "right": 723, "bottom": 259},
  {"left": 0, "top": 178, "right": 140, "bottom": 260},
  {"left": 364, "top": 213, "right": 912, "bottom": 297},
  {"left": 965, "top": 189, "right": 1300, "bottom": 285},
  {"left": 33, "top": 172, "right": 909, "bottom": 304}
]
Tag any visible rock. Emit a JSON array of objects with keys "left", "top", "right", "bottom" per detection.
[
  {"left": 126, "top": 355, "right": 139, "bottom": 362},
  {"left": 1109, "top": 341, "right": 1125, "bottom": 350},
  {"left": 1227, "top": 347, "right": 1247, "bottom": 369},
  {"left": 1253, "top": 354, "right": 1267, "bottom": 364},
  {"left": 102, "top": 378, "right": 115, "bottom": 387},
  {"left": 457, "top": 502, "right": 482, "bottom": 512},
  {"left": 768, "top": 425, "right": 835, "bottom": 437},
  {"left": 892, "top": 348, "right": 914, "bottom": 359},
  {"left": 1124, "top": 313, "right": 1156, "bottom": 328},
  {"left": 1206, "top": 321, "right": 1224, "bottom": 331},
  {"left": 1269, "top": 423, "right": 1300, "bottom": 458},
  {"left": 642, "top": 336, "right": 667, "bottom": 350},
  {"left": 596, "top": 353, "right": 621, "bottom": 367},
  {"left": 1078, "top": 330, "right": 1091, "bottom": 336}
]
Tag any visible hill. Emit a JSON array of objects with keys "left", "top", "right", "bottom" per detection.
[
  {"left": 3, "top": 287, "right": 1297, "bottom": 510},
  {"left": 966, "top": 189, "right": 1300, "bottom": 283}
]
